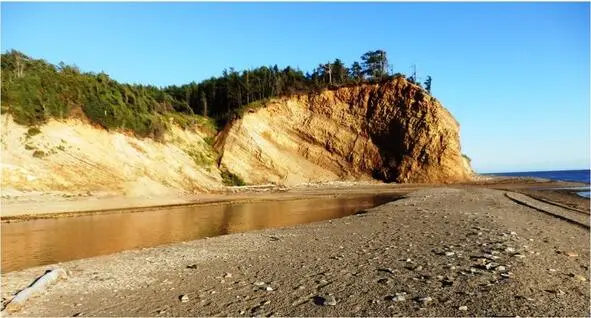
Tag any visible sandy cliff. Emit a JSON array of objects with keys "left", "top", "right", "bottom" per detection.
[
  {"left": 1, "top": 77, "right": 472, "bottom": 198},
  {"left": 1, "top": 114, "right": 223, "bottom": 198},
  {"left": 215, "top": 77, "right": 472, "bottom": 185}
]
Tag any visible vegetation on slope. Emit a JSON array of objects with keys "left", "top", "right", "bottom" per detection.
[{"left": 1, "top": 49, "right": 433, "bottom": 135}]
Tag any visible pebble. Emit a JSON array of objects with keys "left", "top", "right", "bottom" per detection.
[
  {"left": 179, "top": 294, "right": 189, "bottom": 303},
  {"left": 417, "top": 296, "right": 433, "bottom": 303},
  {"left": 445, "top": 264, "right": 456, "bottom": 270},
  {"left": 570, "top": 274, "right": 587, "bottom": 282},
  {"left": 322, "top": 295, "right": 337, "bottom": 306},
  {"left": 265, "top": 286, "right": 274, "bottom": 291},
  {"left": 445, "top": 251, "right": 455, "bottom": 256},
  {"left": 459, "top": 306, "right": 468, "bottom": 311},
  {"left": 388, "top": 295, "right": 406, "bottom": 302},
  {"left": 378, "top": 268, "right": 396, "bottom": 274},
  {"left": 496, "top": 266, "right": 507, "bottom": 272},
  {"left": 566, "top": 252, "right": 579, "bottom": 257},
  {"left": 254, "top": 281, "right": 266, "bottom": 286},
  {"left": 224, "top": 272, "right": 232, "bottom": 278}
]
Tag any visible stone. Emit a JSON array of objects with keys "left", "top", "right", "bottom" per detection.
[
  {"left": 417, "top": 296, "right": 433, "bottom": 303},
  {"left": 445, "top": 251, "right": 455, "bottom": 256},
  {"left": 496, "top": 266, "right": 507, "bottom": 272},
  {"left": 224, "top": 272, "right": 233, "bottom": 278},
  {"left": 459, "top": 306, "right": 468, "bottom": 311},
  {"left": 569, "top": 273, "right": 587, "bottom": 282},
  {"left": 322, "top": 295, "right": 337, "bottom": 306},
  {"left": 566, "top": 252, "right": 579, "bottom": 257},
  {"left": 254, "top": 281, "right": 266, "bottom": 286},
  {"left": 388, "top": 295, "right": 406, "bottom": 302},
  {"left": 378, "top": 268, "right": 396, "bottom": 274},
  {"left": 265, "top": 286, "right": 274, "bottom": 291},
  {"left": 179, "top": 295, "right": 189, "bottom": 303}
]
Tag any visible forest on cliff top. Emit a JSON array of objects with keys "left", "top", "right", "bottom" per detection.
[{"left": 1, "top": 49, "right": 432, "bottom": 139}]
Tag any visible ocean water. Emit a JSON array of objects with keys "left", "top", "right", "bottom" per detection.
[{"left": 488, "top": 169, "right": 590, "bottom": 198}]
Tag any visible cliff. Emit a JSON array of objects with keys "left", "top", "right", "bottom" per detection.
[
  {"left": 1, "top": 77, "right": 472, "bottom": 198},
  {"left": 215, "top": 77, "right": 472, "bottom": 185},
  {"left": 1, "top": 114, "right": 223, "bottom": 198}
]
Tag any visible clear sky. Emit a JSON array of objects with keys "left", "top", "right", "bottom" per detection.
[{"left": 1, "top": 2, "right": 589, "bottom": 173}]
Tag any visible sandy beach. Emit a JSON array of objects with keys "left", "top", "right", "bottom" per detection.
[{"left": 1, "top": 179, "right": 589, "bottom": 317}]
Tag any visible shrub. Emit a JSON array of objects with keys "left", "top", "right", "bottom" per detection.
[
  {"left": 462, "top": 153, "right": 472, "bottom": 163},
  {"left": 26, "top": 127, "right": 41, "bottom": 138},
  {"left": 221, "top": 170, "right": 246, "bottom": 186},
  {"left": 32, "top": 150, "right": 46, "bottom": 158},
  {"left": 204, "top": 136, "right": 215, "bottom": 146}
]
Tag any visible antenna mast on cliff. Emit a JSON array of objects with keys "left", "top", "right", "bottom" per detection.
[{"left": 411, "top": 64, "right": 417, "bottom": 82}]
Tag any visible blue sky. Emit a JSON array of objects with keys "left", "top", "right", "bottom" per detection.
[{"left": 1, "top": 2, "right": 589, "bottom": 173}]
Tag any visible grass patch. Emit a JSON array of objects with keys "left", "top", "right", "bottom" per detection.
[
  {"left": 165, "top": 112, "right": 218, "bottom": 134},
  {"left": 32, "top": 150, "right": 46, "bottom": 158},
  {"left": 204, "top": 136, "right": 215, "bottom": 146},
  {"left": 232, "top": 99, "right": 269, "bottom": 119},
  {"left": 462, "top": 153, "right": 472, "bottom": 163},
  {"left": 221, "top": 170, "right": 246, "bottom": 186},
  {"left": 184, "top": 146, "right": 216, "bottom": 167},
  {"left": 26, "top": 127, "right": 41, "bottom": 138}
]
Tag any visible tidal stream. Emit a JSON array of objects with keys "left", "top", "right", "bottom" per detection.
[{"left": 1, "top": 193, "right": 401, "bottom": 273}]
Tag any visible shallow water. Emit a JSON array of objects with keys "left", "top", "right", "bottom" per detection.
[{"left": 1, "top": 194, "right": 400, "bottom": 273}]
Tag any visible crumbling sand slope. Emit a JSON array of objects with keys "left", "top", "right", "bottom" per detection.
[
  {"left": 1, "top": 114, "right": 223, "bottom": 197},
  {"left": 215, "top": 77, "right": 473, "bottom": 185}
]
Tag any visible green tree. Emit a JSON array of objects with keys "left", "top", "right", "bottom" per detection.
[
  {"left": 361, "top": 50, "right": 388, "bottom": 80},
  {"left": 331, "top": 59, "right": 347, "bottom": 85},
  {"left": 424, "top": 76, "right": 432, "bottom": 93},
  {"left": 349, "top": 62, "right": 363, "bottom": 82}
]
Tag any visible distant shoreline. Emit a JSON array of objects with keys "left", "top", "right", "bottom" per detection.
[{"left": 1, "top": 176, "right": 587, "bottom": 222}]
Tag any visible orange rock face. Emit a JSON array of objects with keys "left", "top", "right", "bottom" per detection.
[{"left": 215, "top": 77, "right": 473, "bottom": 185}]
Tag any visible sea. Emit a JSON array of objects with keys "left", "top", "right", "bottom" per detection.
[{"left": 487, "top": 169, "right": 591, "bottom": 198}]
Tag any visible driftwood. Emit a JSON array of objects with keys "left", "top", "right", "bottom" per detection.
[{"left": 2, "top": 268, "right": 67, "bottom": 314}]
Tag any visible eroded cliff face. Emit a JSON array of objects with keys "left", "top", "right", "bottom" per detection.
[
  {"left": 1, "top": 114, "right": 223, "bottom": 197},
  {"left": 215, "top": 77, "right": 472, "bottom": 185}
]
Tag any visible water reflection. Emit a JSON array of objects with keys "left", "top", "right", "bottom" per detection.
[{"left": 1, "top": 194, "right": 399, "bottom": 273}]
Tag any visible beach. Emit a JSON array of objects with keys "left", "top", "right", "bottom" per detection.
[{"left": 1, "top": 178, "right": 589, "bottom": 317}]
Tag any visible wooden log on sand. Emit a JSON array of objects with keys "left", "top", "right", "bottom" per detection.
[{"left": 2, "top": 268, "right": 67, "bottom": 314}]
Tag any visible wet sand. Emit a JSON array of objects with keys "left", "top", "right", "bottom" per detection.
[{"left": 1, "top": 179, "right": 589, "bottom": 317}]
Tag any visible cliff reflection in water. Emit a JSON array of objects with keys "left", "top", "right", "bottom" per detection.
[{"left": 1, "top": 194, "right": 400, "bottom": 273}]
